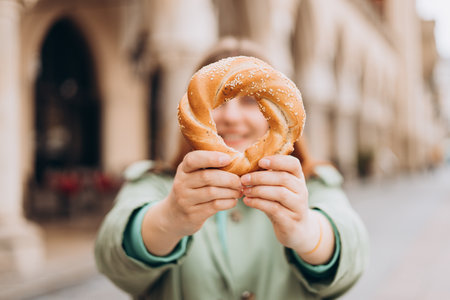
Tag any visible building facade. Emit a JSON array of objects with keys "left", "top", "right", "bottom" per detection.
[{"left": 0, "top": 0, "right": 446, "bottom": 277}]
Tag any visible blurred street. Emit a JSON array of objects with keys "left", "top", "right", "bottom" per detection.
[
  {"left": 11, "top": 164, "right": 449, "bottom": 300},
  {"left": 343, "top": 164, "right": 450, "bottom": 300}
]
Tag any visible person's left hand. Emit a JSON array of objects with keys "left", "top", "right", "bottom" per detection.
[{"left": 241, "top": 155, "right": 319, "bottom": 253}]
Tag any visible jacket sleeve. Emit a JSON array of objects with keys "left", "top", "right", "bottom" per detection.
[
  {"left": 288, "top": 209, "right": 341, "bottom": 280},
  {"left": 94, "top": 168, "right": 189, "bottom": 296},
  {"left": 123, "top": 203, "right": 191, "bottom": 266},
  {"left": 288, "top": 166, "right": 370, "bottom": 298}
]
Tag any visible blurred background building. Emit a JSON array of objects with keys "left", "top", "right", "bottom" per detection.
[{"left": 0, "top": 0, "right": 448, "bottom": 297}]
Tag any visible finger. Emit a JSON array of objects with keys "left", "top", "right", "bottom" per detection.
[
  {"left": 241, "top": 170, "right": 301, "bottom": 194},
  {"left": 243, "top": 197, "right": 294, "bottom": 222},
  {"left": 242, "top": 185, "right": 301, "bottom": 211},
  {"left": 197, "top": 198, "right": 239, "bottom": 215},
  {"left": 188, "top": 169, "right": 242, "bottom": 190},
  {"left": 188, "top": 186, "right": 242, "bottom": 204},
  {"left": 182, "top": 151, "right": 231, "bottom": 173},
  {"left": 258, "top": 155, "right": 304, "bottom": 178}
]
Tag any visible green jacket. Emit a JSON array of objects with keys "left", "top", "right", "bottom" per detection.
[{"left": 95, "top": 162, "right": 369, "bottom": 299}]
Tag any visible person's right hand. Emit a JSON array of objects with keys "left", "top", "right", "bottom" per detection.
[
  {"left": 142, "top": 150, "right": 242, "bottom": 256},
  {"left": 166, "top": 150, "right": 242, "bottom": 235}
]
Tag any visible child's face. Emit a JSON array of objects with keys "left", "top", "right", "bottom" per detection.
[{"left": 212, "top": 96, "right": 269, "bottom": 152}]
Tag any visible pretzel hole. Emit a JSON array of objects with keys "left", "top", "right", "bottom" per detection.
[{"left": 212, "top": 96, "right": 269, "bottom": 153}]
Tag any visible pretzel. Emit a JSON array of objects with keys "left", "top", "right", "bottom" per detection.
[{"left": 177, "top": 56, "right": 305, "bottom": 175}]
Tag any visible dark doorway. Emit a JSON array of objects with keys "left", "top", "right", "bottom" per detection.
[
  {"left": 28, "top": 18, "right": 112, "bottom": 219},
  {"left": 148, "top": 68, "right": 162, "bottom": 160},
  {"left": 34, "top": 18, "right": 100, "bottom": 180}
]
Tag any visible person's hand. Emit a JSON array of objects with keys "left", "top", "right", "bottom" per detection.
[
  {"left": 240, "top": 155, "right": 320, "bottom": 254},
  {"left": 165, "top": 150, "right": 242, "bottom": 236},
  {"left": 142, "top": 150, "right": 242, "bottom": 256}
]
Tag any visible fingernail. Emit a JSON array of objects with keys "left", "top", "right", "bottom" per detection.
[
  {"left": 259, "top": 158, "right": 270, "bottom": 168},
  {"left": 241, "top": 174, "right": 251, "bottom": 184}
]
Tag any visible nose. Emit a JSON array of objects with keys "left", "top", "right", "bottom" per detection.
[{"left": 221, "top": 99, "right": 242, "bottom": 123}]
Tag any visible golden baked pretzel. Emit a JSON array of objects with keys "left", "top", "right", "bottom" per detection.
[{"left": 177, "top": 56, "right": 306, "bottom": 175}]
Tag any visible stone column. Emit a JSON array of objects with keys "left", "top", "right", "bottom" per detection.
[
  {"left": 0, "top": 0, "right": 44, "bottom": 277},
  {"left": 385, "top": 0, "right": 424, "bottom": 170},
  {"left": 148, "top": 0, "right": 217, "bottom": 163},
  {"left": 243, "top": 0, "right": 298, "bottom": 77}
]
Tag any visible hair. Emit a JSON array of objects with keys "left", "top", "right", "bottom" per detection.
[
  {"left": 169, "top": 36, "right": 329, "bottom": 179},
  {"left": 194, "top": 37, "right": 270, "bottom": 71}
]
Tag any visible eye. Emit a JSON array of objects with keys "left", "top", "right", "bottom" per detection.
[{"left": 240, "top": 96, "right": 258, "bottom": 107}]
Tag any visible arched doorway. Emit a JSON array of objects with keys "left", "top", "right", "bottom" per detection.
[{"left": 29, "top": 18, "right": 103, "bottom": 218}]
